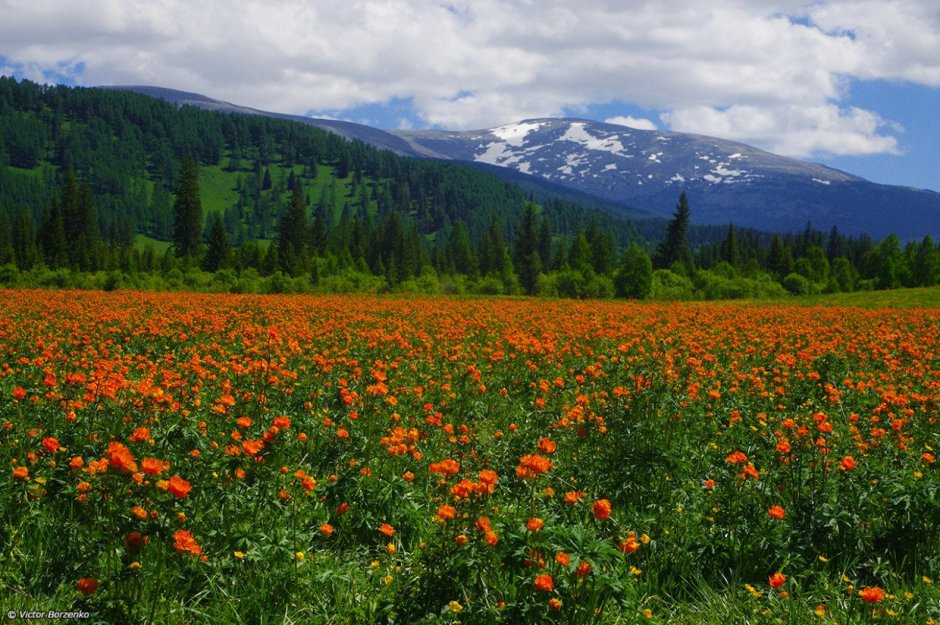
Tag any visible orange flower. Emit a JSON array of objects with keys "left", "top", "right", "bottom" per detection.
[
  {"left": 548, "top": 597, "right": 563, "bottom": 611},
  {"left": 75, "top": 577, "right": 98, "bottom": 596},
  {"left": 107, "top": 441, "right": 138, "bottom": 473},
  {"left": 534, "top": 573, "right": 554, "bottom": 592},
  {"left": 167, "top": 475, "right": 192, "bottom": 499},
  {"left": 526, "top": 517, "right": 544, "bottom": 532},
  {"left": 41, "top": 437, "right": 60, "bottom": 453},
  {"left": 12, "top": 466, "right": 29, "bottom": 480},
  {"left": 858, "top": 586, "right": 885, "bottom": 603},
  {"left": 379, "top": 523, "right": 396, "bottom": 537},
  {"left": 703, "top": 479, "right": 716, "bottom": 489},
  {"left": 319, "top": 523, "right": 334, "bottom": 536},
  {"left": 12, "top": 386, "right": 26, "bottom": 400},
  {"left": 767, "top": 505, "right": 785, "bottom": 520},
  {"left": 455, "top": 534, "right": 468, "bottom": 545},
  {"left": 515, "top": 454, "right": 552, "bottom": 479},
  {"left": 577, "top": 561, "right": 592, "bottom": 577},
  {"left": 555, "top": 552, "right": 570, "bottom": 566},
  {"left": 564, "top": 490, "right": 585, "bottom": 505},
  {"left": 726, "top": 451, "right": 748, "bottom": 465},
  {"left": 537, "top": 437, "right": 557, "bottom": 454},
  {"left": 592, "top": 499, "right": 612, "bottom": 520},
  {"left": 484, "top": 530, "right": 499, "bottom": 547},
  {"left": 140, "top": 458, "right": 167, "bottom": 476},
  {"left": 619, "top": 534, "right": 640, "bottom": 554},
  {"left": 173, "top": 529, "right": 203, "bottom": 557},
  {"left": 437, "top": 504, "right": 457, "bottom": 521},
  {"left": 769, "top": 572, "right": 786, "bottom": 589},
  {"left": 428, "top": 458, "right": 460, "bottom": 476},
  {"left": 840, "top": 455, "right": 857, "bottom": 471}
]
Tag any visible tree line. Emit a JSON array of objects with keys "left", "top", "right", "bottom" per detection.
[{"left": 0, "top": 76, "right": 937, "bottom": 297}]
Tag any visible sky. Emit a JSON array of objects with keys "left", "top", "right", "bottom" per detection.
[{"left": 1, "top": 0, "right": 938, "bottom": 191}]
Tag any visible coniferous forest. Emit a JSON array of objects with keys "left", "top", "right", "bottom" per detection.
[{"left": 0, "top": 76, "right": 937, "bottom": 298}]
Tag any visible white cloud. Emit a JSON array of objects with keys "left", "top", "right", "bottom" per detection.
[
  {"left": 663, "top": 104, "right": 902, "bottom": 157},
  {"left": 1, "top": 0, "right": 938, "bottom": 157},
  {"left": 604, "top": 116, "right": 658, "bottom": 131}
]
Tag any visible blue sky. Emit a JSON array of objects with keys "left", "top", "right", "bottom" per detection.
[{"left": 1, "top": 0, "right": 938, "bottom": 191}]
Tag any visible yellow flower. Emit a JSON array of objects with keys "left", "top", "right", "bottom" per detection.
[
  {"left": 640, "top": 534, "right": 651, "bottom": 545},
  {"left": 924, "top": 576, "right": 933, "bottom": 585},
  {"left": 128, "top": 561, "right": 142, "bottom": 571},
  {"left": 818, "top": 555, "right": 828, "bottom": 563},
  {"left": 370, "top": 560, "right": 380, "bottom": 569},
  {"left": 814, "top": 605, "right": 826, "bottom": 617},
  {"left": 631, "top": 566, "right": 643, "bottom": 576},
  {"left": 383, "top": 574, "right": 394, "bottom": 585},
  {"left": 642, "top": 608, "right": 653, "bottom": 619},
  {"left": 448, "top": 601, "right": 463, "bottom": 613},
  {"left": 294, "top": 551, "right": 305, "bottom": 561},
  {"left": 234, "top": 551, "right": 246, "bottom": 560}
]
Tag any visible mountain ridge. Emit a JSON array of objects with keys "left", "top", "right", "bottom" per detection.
[{"left": 104, "top": 86, "right": 940, "bottom": 239}]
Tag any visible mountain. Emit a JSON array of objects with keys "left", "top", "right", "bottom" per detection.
[
  {"left": 389, "top": 119, "right": 940, "bottom": 239},
  {"left": 108, "top": 86, "right": 940, "bottom": 240}
]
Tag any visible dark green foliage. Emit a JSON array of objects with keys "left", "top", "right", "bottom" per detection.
[
  {"left": 614, "top": 244, "right": 653, "bottom": 299},
  {"left": 653, "top": 191, "right": 692, "bottom": 270},
  {"left": 172, "top": 156, "right": 203, "bottom": 260},
  {"left": 203, "top": 211, "right": 231, "bottom": 272},
  {"left": 278, "top": 185, "right": 309, "bottom": 276},
  {"left": 514, "top": 202, "right": 543, "bottom": 295},
  {"left": 0, "top": 76, "right": 931, "bottom": 299}
]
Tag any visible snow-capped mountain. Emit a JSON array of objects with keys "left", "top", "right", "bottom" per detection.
[
  {"left": 389, "top": 119, "right": 940, "bottom": 238},
  {"left": 107, "top": 86, "right": 940, "bottom": 239}
]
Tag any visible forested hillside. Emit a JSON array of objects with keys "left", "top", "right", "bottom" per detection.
[
  {"left": 0, "top": 77, "right": 642, "bottom": 291},
  {"left": 0, "top": 77, "right": 937, "bottom": 297}
]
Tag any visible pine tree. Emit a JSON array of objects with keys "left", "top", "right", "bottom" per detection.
[
  {"left": 514, "top": 202, "right": 543, "bottom": 295},
  {"left": 278, "top": 185, "right": 309, "bottom": 276},
  {"left": 653, "top": 192, "right": 692, "bottom": 270},
  {"left": 172, "top": 156, "right": 203, "bottom": 260},
  {"left": 447, "top": 220, "right": 478, "bottom": 277},
  {"left": 38, "top": 197, "right": 67, "bottom": 268},
  {"left": 203, "top": 211, "right": 231, "bottom": 272},
  {"left": 719, "top": 223, "right": 741, "bottom": 268}
]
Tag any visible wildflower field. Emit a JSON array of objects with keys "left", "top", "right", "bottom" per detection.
[{"left": 1, "top": 289, "right": 938, "bottom": 624}]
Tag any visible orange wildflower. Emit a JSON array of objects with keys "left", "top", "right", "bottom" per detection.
[
  {"left": 75, "top": 577, "right": 98, "bottom": 596},
  {"left": 526, "top": 517, "right": 544, "bottom": 532},
  {"left": 767, "top": 505, "right": 785, "bottom": 520},
  {"left": 769, "top": 572, "right": 786, "bottom": 589},
  {"left": 858, "top": 586, "right": 885, "bottom": 603},
  {"left": 379, "top": 523, "right": 395, "bottom": 536},
  {"left": 593, "top": 499, "right": 612, "bottom": 520},
  {"left": 167, "top": 475, "right": 192, "bottom": 498},
  {"left": 534, "top": 573, "right": 554, "bottom": 592},
  {"left": 173, "top": 529, "right": 203, "bottom": 558}
]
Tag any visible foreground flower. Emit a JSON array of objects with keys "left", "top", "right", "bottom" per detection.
[
  {"left": 767, "top": 505, "right": 785, "bottom": 520},
  {"left": 858, "top": 586, "right": 885, "bottom": 603},
  {"left": 173, "top": 529, "right": 204, "bottom": 558},
  {"left": 167, "top": 475, "right": 192, "bottom": 498},
  {"left": 526, "top": 517, "right": 544, "bottom": 532},
  {"left": 534, "top": 573, "right": 554, "bottom": 592},
  {"left": 76, "top": 577, "right": 97, "bottom": 596},
  {"left": 769, "top": 572, "right": 786, "bottom": 589},
  {"left": 593, "top": 498, "right": 612, "bottom": 520},
  {"left": 840, "top": 455, "right": 857, "bottom": 472}
]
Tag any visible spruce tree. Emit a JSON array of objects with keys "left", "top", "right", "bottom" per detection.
[
  {"left": 653, "top": 192, "right": 692, "bottom": 270},
  {"left": 278, "top": 185, "right": 309, "bottom": 276},
  {"left": 514, "top": 202, "right": 543, "bottom": 295},
  {"left": 203, "top": 211, "right": 231, "bottom": 272},
  {"left": 172, "top": 156, "right": 203, "bottom": 261}
]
